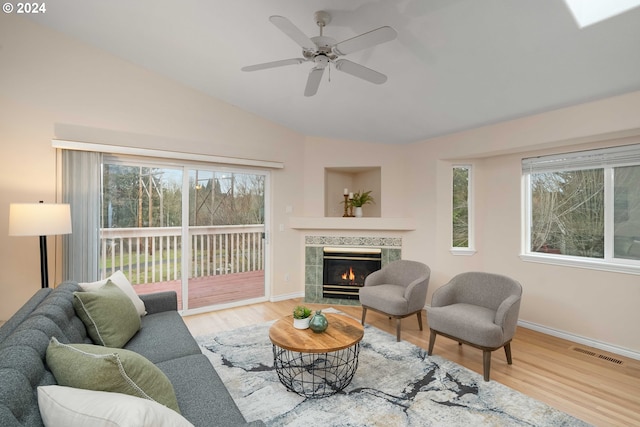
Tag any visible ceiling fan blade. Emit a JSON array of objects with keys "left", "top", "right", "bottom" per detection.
[
  {"left": 269, "top": 15, "right": 316, "bottom": 51},
  {"left": 334, "top": 59, "right": 387, "bottom": 84},
  {"left": 333, "top": 26, "right": 397, "bottom": 56},
  {"left": 241, "top": 58, "right": 306, "bottom": 72},
  {"left": 304, "top": 66, "right": 326, "bottom": 97}
]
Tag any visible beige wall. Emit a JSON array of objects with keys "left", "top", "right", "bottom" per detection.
[
  {"left": 303, "top": 137, "right": 411, "bottom": 218},
  {"left": 300, "top": 93, "right": 640, "bottom": 355},
  {"left": 403, "top": 93, "right": 640, "bottom": 355},
  {"left": 0, "top": 15, "right": 306, "bottom": 319},
  {"left": 3, "top": 14, "right": 640, "bottom": 356}
]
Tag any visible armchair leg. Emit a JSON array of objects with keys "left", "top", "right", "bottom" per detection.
[
  {"left": 428, "top": 330, "right": 436, "bottom": 355},
  {"left": 416, "top": 311, "right": 423, "bottom": 331},
  {"left": 482, "top": 350, "right": 491, "bottom": 382},
  {"left": 504, "top": 342, "right": 512, "bottom": 365},
  {"left": 361, "top": 307, "right": 367, "bottom": 326},
  {"left": 396, "top": 319, "right": 401, "bottom": 342}
]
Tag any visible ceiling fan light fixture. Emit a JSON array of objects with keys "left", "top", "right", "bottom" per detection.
[{"left": 313, "top": 55, "right": 330, "bottom": 67}]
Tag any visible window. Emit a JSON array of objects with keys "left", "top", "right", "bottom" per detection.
[
  {"left": 522, "top": 143, "right": 640, "bottom": 273},
  {"left": 101, "top": 155, "right": 268, "bottom": 312},
  {"left": 452, "top": 165, "right": 475, "bottom": 254},
  {"left": 563, "top": 0, "right": 640, "bottom": 28}
]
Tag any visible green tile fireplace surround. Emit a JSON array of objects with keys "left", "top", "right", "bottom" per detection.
[{"left": 304, "top": 235, "right": 402, "bottom": 306}]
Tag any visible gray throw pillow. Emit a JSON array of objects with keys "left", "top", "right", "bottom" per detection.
[
  {"left": 46, "top": 337, "right": 181, "bottom": 413},
  {"left": 73, "top": 280, "right": 141, "bottom": 347}
]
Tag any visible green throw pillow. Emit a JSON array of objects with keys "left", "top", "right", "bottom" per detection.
[
  {"left": 73, "top": 280, "right": 141, "bottom": 347},
  {"left": 46, "top": 337, "right": 181, "bottom": 413}
]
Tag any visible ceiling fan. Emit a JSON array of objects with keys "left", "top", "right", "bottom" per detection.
[{"left": 241, "top": 11, "right": 397, "bottom": 97}]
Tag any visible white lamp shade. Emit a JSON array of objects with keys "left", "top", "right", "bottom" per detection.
[{"left": 9, "top": 203, "right": 72, "bottom": 236}]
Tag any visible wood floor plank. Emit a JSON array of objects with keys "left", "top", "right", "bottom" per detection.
[{"left": 182, "top": 298, "right": 640, "bottom": 427}]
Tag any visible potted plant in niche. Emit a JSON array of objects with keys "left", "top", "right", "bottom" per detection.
[
  {"left": 350, "top": 190, "right": 375, "bottom": 217},
  {"left": 293, "top": 305, "right": 312, "bottom": 329}
]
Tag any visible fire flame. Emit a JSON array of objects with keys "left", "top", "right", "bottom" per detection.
[{"left": 341, "top": 267, "right": 356, "bottom": 281}]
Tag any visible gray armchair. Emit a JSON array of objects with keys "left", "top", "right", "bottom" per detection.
[
  {"left": 426, "top": 272, "right": 522, "bottom": 381},
  {"left": 359, "top": 260, "right": 431, "bottom": 342}
]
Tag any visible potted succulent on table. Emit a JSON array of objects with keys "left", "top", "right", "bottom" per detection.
[
  {"left": 293, "top": 305, "right": 312, "bottom": 329},
  {"left": 350, "top": 190, "right": 375, "bottom": 217}
]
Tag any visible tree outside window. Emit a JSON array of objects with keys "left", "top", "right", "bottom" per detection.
[
  {"left": 523, "top": 144, "right": 640, "bottom": 270},
  {"left": 613, "top": 165, "right": 640, "bottom": 260},
  {"left": 530, "top": 169, "right": 604, "bottom": 258},
  {"left": 452, "top": 166, "right": 470, "bottom": 248}
]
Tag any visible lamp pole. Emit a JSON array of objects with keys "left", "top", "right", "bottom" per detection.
[
  {"left": 39, "top": 235, "right": 48, "bottom": 288},
  {"left": 36, "top": 201, "right": 49, "bottom": 288}
]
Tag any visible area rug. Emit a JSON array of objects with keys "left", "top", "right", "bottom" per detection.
[{"left": 195, "top": 317, "right": 591, "bottom": 427}]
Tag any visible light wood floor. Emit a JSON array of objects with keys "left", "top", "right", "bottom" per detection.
[{"left": 183, "top": 298, "right": 640, "bottom": 427}]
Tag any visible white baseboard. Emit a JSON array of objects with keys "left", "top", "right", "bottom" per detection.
[
  {"left": 270, "top": 301, "right": 640, "bottom": 361},
  {"left": 518, "top": 319, "right": 640, "bottom": 361},
  {"left": 270, "top": 291, "right": 304, "bottom": 303}
]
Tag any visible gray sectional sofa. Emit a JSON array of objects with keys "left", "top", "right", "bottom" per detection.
[{"left": 0, "top": 281, "right": 263, "bottom": 426}]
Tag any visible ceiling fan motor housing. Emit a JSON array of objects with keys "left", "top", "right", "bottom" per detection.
[{"left": 305, "top": 36, "right": 338, "bottom": 60}]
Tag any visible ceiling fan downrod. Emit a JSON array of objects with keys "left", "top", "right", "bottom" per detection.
[{"left": 314, "top": 10, "right": 331, "bottom": 36}]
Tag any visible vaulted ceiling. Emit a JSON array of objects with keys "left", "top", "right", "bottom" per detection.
[{"left": 28, "top": 0, "right": 640, "bottom": 144}]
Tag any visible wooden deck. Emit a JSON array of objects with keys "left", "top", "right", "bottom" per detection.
[{"left": 133, "top": 270, "right": 264, "bottom": 310}]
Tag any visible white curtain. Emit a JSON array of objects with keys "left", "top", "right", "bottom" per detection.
[{"left": 61, "top": 150, "right": 102, "bottom": 282}]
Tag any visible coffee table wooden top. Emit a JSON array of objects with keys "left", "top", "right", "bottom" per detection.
[{"left": 269, "top": 313, "right": 364, "bottom": 354}]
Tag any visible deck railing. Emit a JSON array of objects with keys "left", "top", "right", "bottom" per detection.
[{"left": 100, "top": 225, "right": 265, "bottom": 285}]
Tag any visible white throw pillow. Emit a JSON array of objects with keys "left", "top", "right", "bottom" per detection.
[
  {"left": 80, "top": 270, "right": 146, "bottom": 316},
  {"left": 37, "top": 385, "right": 194, "bottom": 427}
]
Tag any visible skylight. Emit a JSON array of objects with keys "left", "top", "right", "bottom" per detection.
[{"left": 564, "top": 0, "right": 640, "bottom": 27}]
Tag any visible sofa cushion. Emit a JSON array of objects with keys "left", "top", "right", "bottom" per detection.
[
  {"left": 156, "top": 354, "right": 251, "bottom": 427},
  {"left": 124, "top": 311, "right": 202, "bottom": 363},
  {"left": 80, "top": 270, "right": 147, "bottom": 316},
  {"left": 46, "top": 338, "right": 180, "bottom": 413},
  {"left": 73, "top": 281, "right": 141, "bottom": 347},
  {"left": 38, "top": 385, "right": 193, "bottom": 427}
]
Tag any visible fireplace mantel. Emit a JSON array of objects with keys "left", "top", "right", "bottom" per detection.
[{"left": 289, "top": 217, "right": 416, "bottom": 231}]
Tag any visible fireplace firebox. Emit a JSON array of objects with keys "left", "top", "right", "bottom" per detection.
[{"left": 322, "top": 247, "right": 382, "bottom": 299}]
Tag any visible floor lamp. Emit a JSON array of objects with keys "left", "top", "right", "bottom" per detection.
[{"left": 9, "top": 202, "right": 72, "bottom": 288}]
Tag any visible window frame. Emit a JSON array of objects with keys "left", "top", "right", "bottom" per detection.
[
  {"left": 521, "top": 145, "right": 640, "bottom": 275},
  {"left": 450, "top": 164, "right": 476, "bottom": 256},
  {"left": 100, "top": 153, "right": 272, "bottom": 313}
]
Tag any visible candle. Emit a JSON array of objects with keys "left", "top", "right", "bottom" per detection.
[
  {"left": 348, "top": 192, "right": 354, "bottom": 199},
  {"left": 343, "top": 188, "right": 348, "bottom": 195}
]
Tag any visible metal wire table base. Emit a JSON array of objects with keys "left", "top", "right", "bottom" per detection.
[{"left": 272, "top": 343, "right": 360, "bottom": 398}]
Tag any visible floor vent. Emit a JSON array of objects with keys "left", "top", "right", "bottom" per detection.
[
  {"left": 572, "top": 347, "right": 596, "bottom": 357},
  {"left": 597, "top": 354, "right": 624, "bottom": 365},
  {"left": 571, "top": 347, "right": 624, "bottom": 365}
]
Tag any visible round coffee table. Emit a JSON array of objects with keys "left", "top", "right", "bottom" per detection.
[{"left": 269, "top": 313, "right": 364, "bottom": 398}]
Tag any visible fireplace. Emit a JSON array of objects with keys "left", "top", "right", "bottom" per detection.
[{"left": 322, "top": 247, "right": 382, "bottom": 299}]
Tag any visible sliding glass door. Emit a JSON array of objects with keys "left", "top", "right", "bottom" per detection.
[
  {"left": 185, "top": 169, "right": 266, "bottom": 312},
  {"left": 101, "top": 157, "right": 268, "bottom": 312}
]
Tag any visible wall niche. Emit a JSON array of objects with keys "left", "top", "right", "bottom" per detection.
[{"left": 324, "top": 167, "right": 381, "bottom": 217}]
